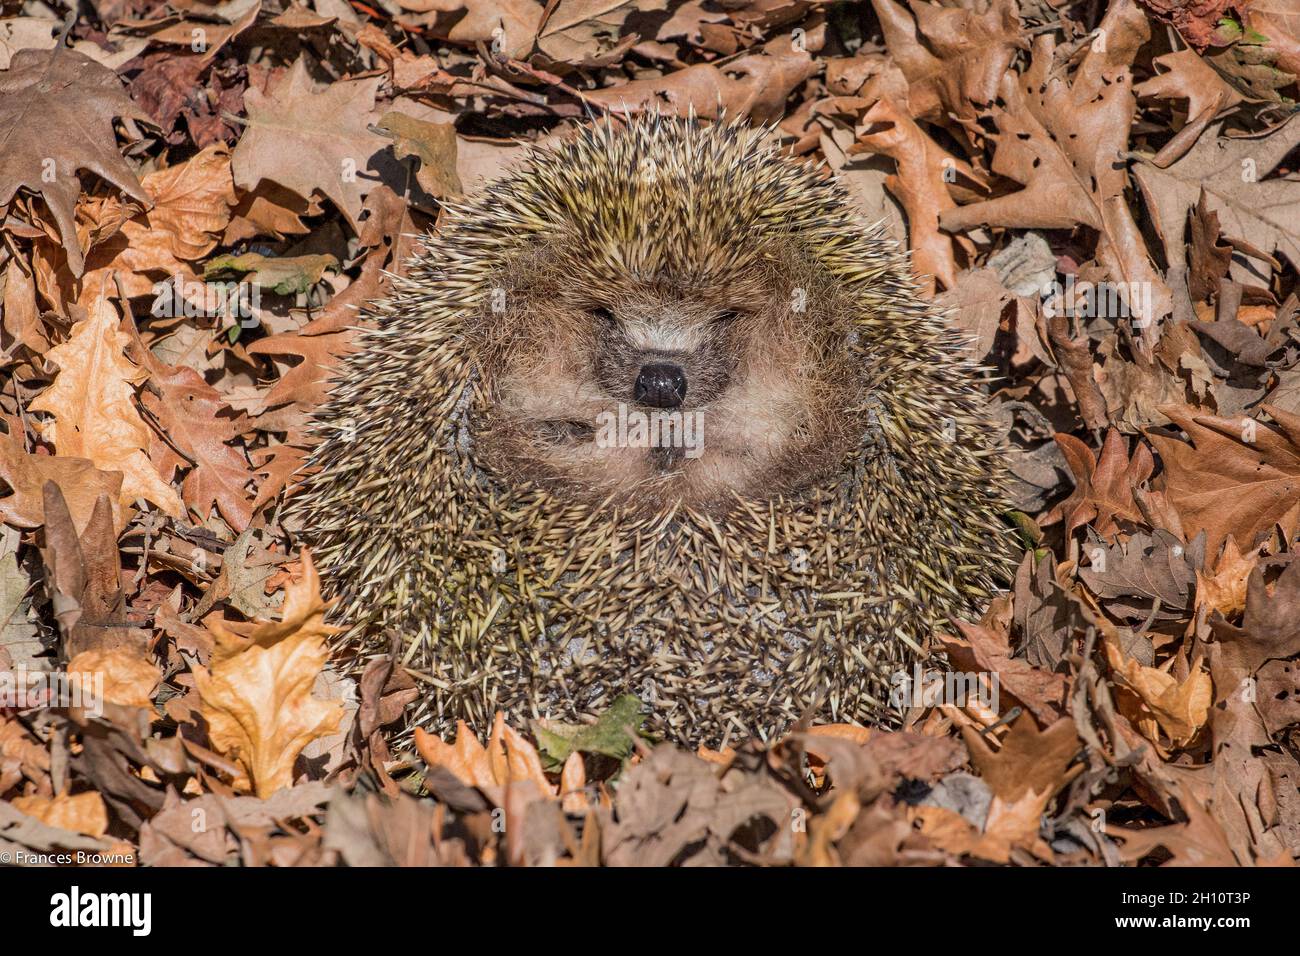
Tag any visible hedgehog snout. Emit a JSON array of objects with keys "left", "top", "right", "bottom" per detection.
[{"left": 634, "top": 362, "right": 688, "bottom": 408}]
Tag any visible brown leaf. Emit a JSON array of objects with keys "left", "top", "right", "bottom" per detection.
[
  {"left": 67, "top": 647, "right": 161, "bottom": 709},
  {"left": 939, "top": 1, "right": 1172, "bottom": 336},
  {"left": 1046, "top": 429, "right": 1154, "bottom": 539},
  {"left": 1194, "top": 535, "right": 1260, "bottom": 618},
  {"left": 585, "top": 51, "right": 818, "bottom": 124},
  {"left": 868, "top": 0, "right": 1023, "bottom": 125},
  {"left": 1134, "top": 115, "right": 1300, "bottom": 322},
  {"left": 232, "top": 57, "right": 388, "bottom": 229},
  {"left": 11, "top": 791, "right": 109, "bottom": 838},
  {"left": 139, "top": 361, "right": 255, "bottom": 531},
  {"left": 38, "top": 483, "right": 148, "bottom": 660},
  {"left": 852, "top": 96, "right": 970, "bottom": 292},
  {"left": 961, "top": 712, "right": 1082, "bottom": 805},
  {"left": 0, "top": 48, "right": 153, "bottom": 276},
  {"left": 1210, "top": 557, "right": 1300, "bottom": 695},
  {"left": 1103, "top": 630, "right": 1211, "bottom": 751},
  {"left": 0, "top": 424, "right": 123, "bottom": 534},
  {"left": 941, "top": 618, "right": 1071, "bottom": 726},
  {"left": 1146, "top": 404, "right": 1300, "bottom": 556}
]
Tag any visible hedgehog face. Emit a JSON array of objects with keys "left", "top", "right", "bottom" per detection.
[{"left": 468, "top": 243, "right": 860, "bottom": 513}]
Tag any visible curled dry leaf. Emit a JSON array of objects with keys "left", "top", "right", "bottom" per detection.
[
  {"left": 414, "top": 711, "right": 556, "bottom": 798},
  {"left": 1102, "top": 628, "right": 1212, "bottom": 752}
]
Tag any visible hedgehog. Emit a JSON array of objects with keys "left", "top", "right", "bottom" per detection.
[{"left": 285, "top": 115, "right": 1016, "bottom": 748}]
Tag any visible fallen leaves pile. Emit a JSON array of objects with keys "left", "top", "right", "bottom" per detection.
[{"left": 1, "top": 0, "right": 1298, "bottom": 866}]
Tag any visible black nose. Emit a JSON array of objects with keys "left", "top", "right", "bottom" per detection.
[{"left": 634, "top": 362, "right": 687, "bottom": 408}]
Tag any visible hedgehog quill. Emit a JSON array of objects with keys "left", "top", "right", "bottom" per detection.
[{"left": 286, "top": 115, "right": 1017, "bottom": 748}]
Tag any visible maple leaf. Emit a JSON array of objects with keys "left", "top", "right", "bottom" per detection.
[
  {"left": 1145, "top": 403, "right": 1300, "bottom": 556},
  {"left": 1194, "top": 535, "right": 1260, "bottom": 618},
  {"left": 204, "top": 547, "right": 340, "bottom": 660},
  {"left": 28, "top": 288, "right": 183, "bottom": 516},
  {"left": 926, "top": 714, "right": 1082, "bottom": 863},
  {"left": 0, "top": 48, "right": 154, "bottom": 276},
  {"left": 231, "top": 57, "right": 387, "bottom": 229},
  {"left": 193, "top": 550, "right": 346, "bottom": 798},
  {"left": 1045, "top": 429, "right": 1154, "bottom": 539}
]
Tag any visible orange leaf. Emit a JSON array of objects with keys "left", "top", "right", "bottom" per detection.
[
  {"left": 12, "top": 791, "right": 108, "bottom": 838},
  {"left": 28, "top": 286, "right": 183, "bottom": 516},
  {"left": 193, "top": 550, "right": 345, "bottom": 797}
]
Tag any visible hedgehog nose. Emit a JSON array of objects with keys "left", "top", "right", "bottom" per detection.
[{"left": 634, "top": 362, "right": 687, "bottom": 408}]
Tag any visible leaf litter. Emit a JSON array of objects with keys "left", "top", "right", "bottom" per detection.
[{"left": 0, "top": 0, "right": 1297, "bottom": 867}]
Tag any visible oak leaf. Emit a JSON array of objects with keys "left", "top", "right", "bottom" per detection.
[
  {"left": 137, "top": 359, "right": 255, "bottom": 531},
  {"left": 1045, "top": 429, "right": 1154, "bottom": 539},
  {"left": 851, "top": 96, "right": 971, "bottom": 292},
  {"left": 193, "top": 550, "right": 346, "bottom": 797},
  {"left": 868, "top": 0, "right": 1023, "bottom": 124},
  {"left": 28, "top": 289, "right": 183, "bottom": 516},
  {"left": 0, "top": 48, "right": 153, "bottom": 276},
  {"left": 231, "top": 57, "right": 387, "bottom": 229},
  {"left": 1134, "top": 115, "right": 1300, "bottom": 321},
  {"left": 81, "top": 143, "right": 236, "bottom": 300},
  {"left": 1145, "top": 403, "right": 1300, "bottom": 556},
  {"left": 939, "top": 1, "right": 1172, "bottom": 335}
]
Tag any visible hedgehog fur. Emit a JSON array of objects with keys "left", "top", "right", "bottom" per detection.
[{"left": 286, "top": 115, "right": 1017, "bottom": 748}]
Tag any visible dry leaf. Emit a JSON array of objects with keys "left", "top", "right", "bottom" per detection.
[{"left": 29, "top": 288, "right": 183, "bottom": 516}]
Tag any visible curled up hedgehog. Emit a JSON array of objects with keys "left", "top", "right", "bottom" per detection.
[{"left": 286, "top": 115, "right": 1017, "bottom": 748}]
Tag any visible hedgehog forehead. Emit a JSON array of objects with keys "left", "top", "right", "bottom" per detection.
[{"left": 516, "top": 126, "right": 794, "bottom": 281}]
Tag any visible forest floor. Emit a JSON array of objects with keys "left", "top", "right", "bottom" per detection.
[{"left": 0, "top": 0, "right": 1298, "bottom": 866}]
